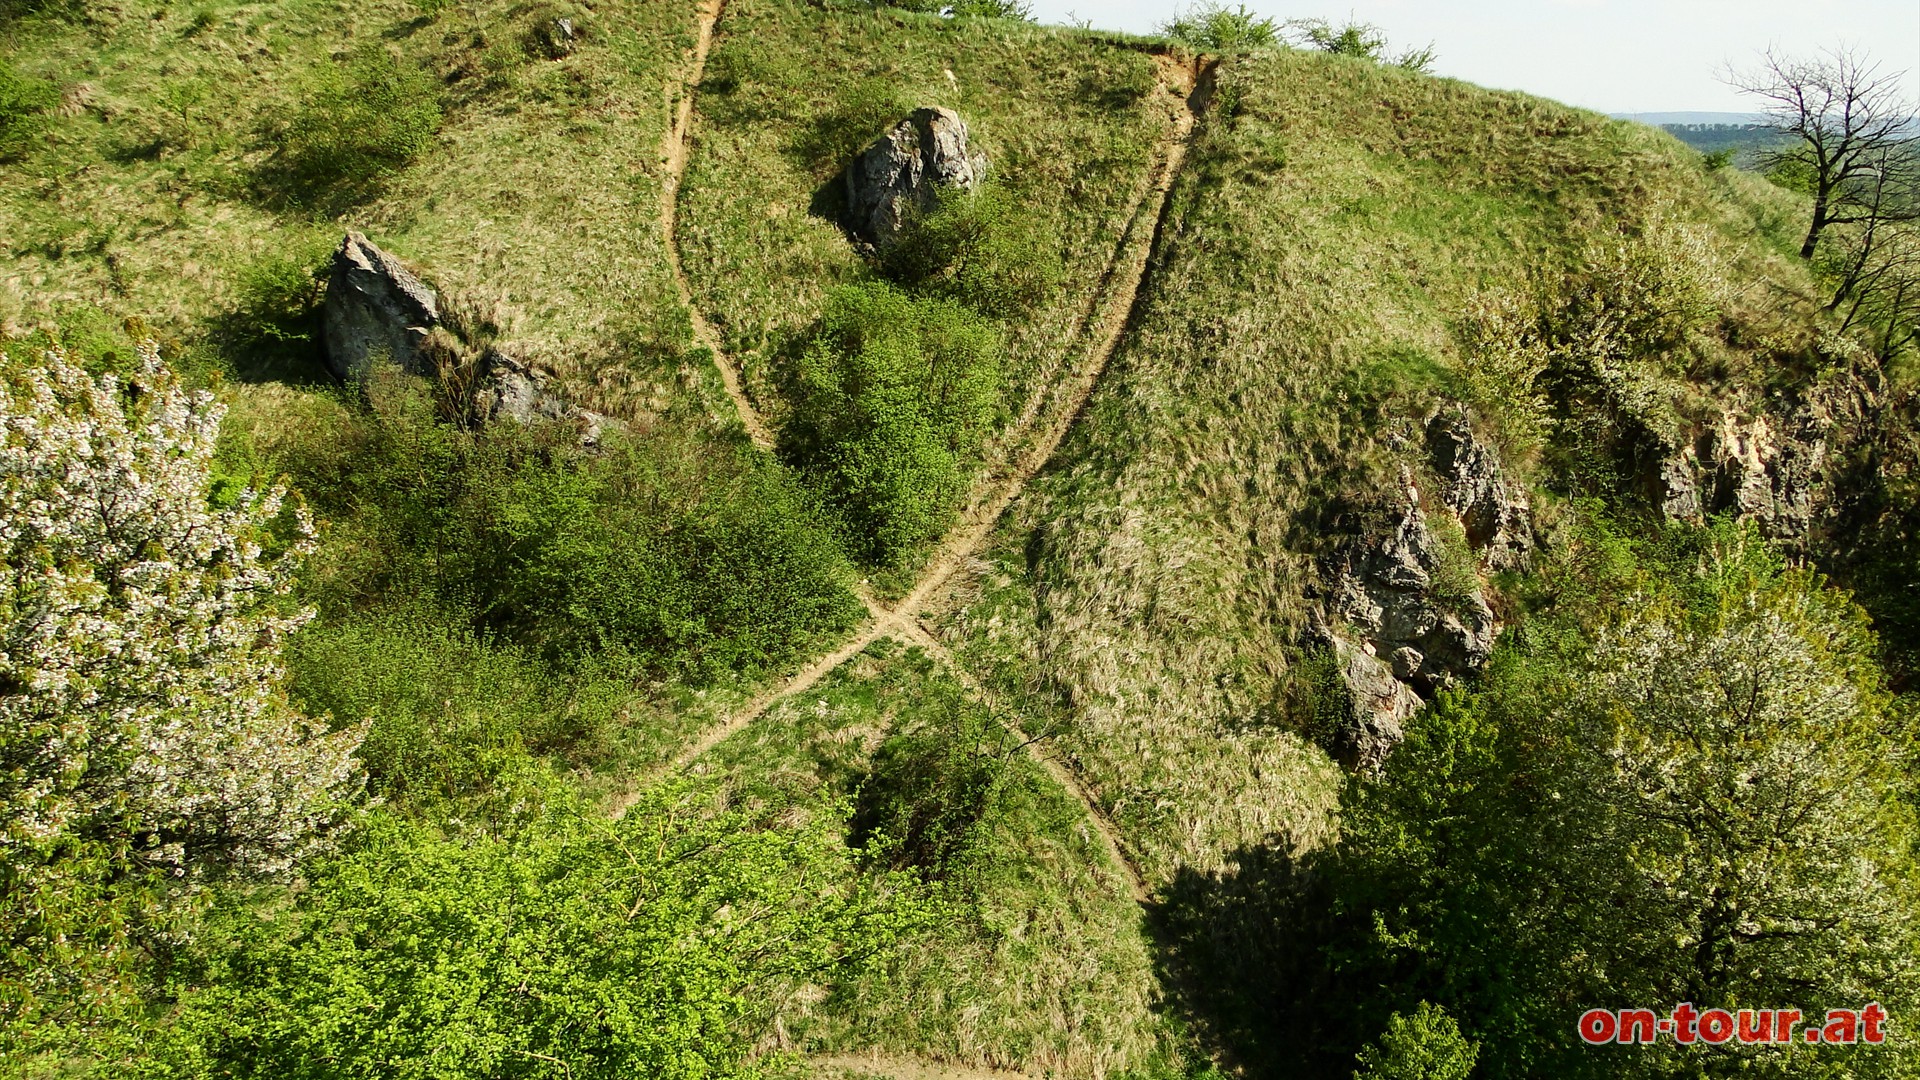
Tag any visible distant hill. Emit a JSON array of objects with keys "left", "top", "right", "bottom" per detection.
[{"left": 1613, "top": 110, "right": 1768, "bottom": 125}]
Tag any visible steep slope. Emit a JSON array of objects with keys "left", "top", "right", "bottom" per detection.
[
  {"left": 933, "top": 49, "right": 1829, "bottom": 886},
  {"left": 4, "top": 3, "right": 1887, "bottom": 1078}
]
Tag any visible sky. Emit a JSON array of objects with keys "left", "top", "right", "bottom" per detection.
[{"left": 1024, "top": 0, "right": 1920, "bottom": 115}]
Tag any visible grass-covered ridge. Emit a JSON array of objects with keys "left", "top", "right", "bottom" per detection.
[{"left": 950, "top": 45, "right": 1834, "bottom": 883}]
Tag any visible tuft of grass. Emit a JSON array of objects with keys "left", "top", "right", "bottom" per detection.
[
  {"left": 252, "top": 48, "right": 443, "bottom": 214},
  {"left": 0, "top": 57, "right": 57, "bottom": 160}
]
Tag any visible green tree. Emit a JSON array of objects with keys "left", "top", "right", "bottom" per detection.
[
  {"left": 1353, "top": 1002, "right": 1479, "bottom": 1080},
  {"left": 144, "top": 781, "right": 927, "bottom": 1079},
  {"left": 782, "top": 283, "right": 1000, "bottom": 570},
  {"left": 1322, "top": 523, "right": 1920, "bottom": 1079}
]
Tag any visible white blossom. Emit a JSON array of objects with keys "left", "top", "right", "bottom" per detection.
[{"left": 0, "top": 342, "right": 363, "bottom": 883}]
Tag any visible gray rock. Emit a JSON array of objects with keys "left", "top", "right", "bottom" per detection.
[
  {"left": 1424, "top": 406, "right": 1533, "bottom": 572},
  {"left": 1329, "top": 636, "right": 1422, "bottom": 774},
  {"left": 1331, "top": 498, "right": 1497, "bottom": 696},
  {"left": 472, "top": 347, "right": 607, "bottom": 448},
  {"left": 322, "top": 231, "right": 439, "bottom": 383},
  {"left": 533, "top": 16, "right": 576, "bottom": 58},
  {"left": 1647, "top": 395, "right": 1842, "bottom": 542},
  {"left": 844, "top": 107, "right": 983, "bottom": 247}
]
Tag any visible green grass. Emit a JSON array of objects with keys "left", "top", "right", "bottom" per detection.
[{"left": 690, "top": 641, "right": 1181, "bottom": 1077}]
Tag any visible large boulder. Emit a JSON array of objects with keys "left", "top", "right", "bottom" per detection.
[
  {"left": 321, "top": 231, "right": 439, "bottom": 382},
  {"left": 844, "top": 106, "right": 983, "bottom": 247}
]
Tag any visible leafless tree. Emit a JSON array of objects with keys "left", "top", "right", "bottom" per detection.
[{"left": 1727, "top": 46, "right": 1917, "bottom": 260}]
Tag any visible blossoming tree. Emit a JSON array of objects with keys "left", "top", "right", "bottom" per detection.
[{"left": 0, "top": 341, "right": 363, "bottom": 1034}]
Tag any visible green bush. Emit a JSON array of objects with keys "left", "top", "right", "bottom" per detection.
[
  {"left": 1287, "top": 18, "right": 1437, "bottom": 74},
  {"left": 781, "top": 282, "right": 1001, "bottom": 570},
  {"left": 879, "top": 187, "right": 1063, "bottom": 318},
  {"left": 1352, "top": 1003, "right": 1479, "bottom": 1080},
  {"left": 852, "top": 688, "right": 1011, "bottom": 879},
  {"left": 0, "top": 58, "right": 57, "bottom": 161},
  {"left": 276, "top": 376, "right": 861, "bottom": 682},
  {"left": 1159, "top": 3, "right": 1280, "bottom": 51},
  {"left": 945, "top": 0, "right": 1032, "bottom": 18},
  {"left": 256, "top": 50, "right": 442, "bottom": 212},
  {"left": 287, "top": 611, "right": 633, "bottom": 811},
  {"left": 144, "top": 784, "right": 927, "bottom": 1080}
]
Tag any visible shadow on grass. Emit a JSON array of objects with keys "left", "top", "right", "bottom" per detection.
[{"left": 1145, "top": 842, "right": 1372, "bottom": 1080}]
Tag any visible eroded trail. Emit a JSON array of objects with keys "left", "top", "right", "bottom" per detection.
[
  {"left": 895, "top": 54, "right": 1216, "bottom": 623},
  {"left": 653, "top": 3, "right": 1215, "bottom": 911},
  {"left": 660, "top": 0, "right": 775, "bottom": 451},
  {"left": 895, "top": 618, "right": 1149, "bottom": 904}
]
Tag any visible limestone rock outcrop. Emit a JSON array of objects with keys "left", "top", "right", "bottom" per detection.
[
  {"left": 321, "top": 231, "right": 605, "bottom": 445},
  {"left": 322, "top": 231, "right": 439, "bottom": 382},
  {"left": 1328, "top": 482, "right": 1499, "bottom": 697},
  {"left": 844, "top": 107, "right": 983, "bottom": 247},
  {"left": 1425, "top": 406, "right": 1533, "bottom": 573},
  {"left": 1317, "top": 404, "right": 1534, "bottom": 769},
  {"left": 1647, "top": 408, "right": 1831, "bottom": 542},
  {"left": 1326, "top": 635, "right": 1423, "bottom": 774}
]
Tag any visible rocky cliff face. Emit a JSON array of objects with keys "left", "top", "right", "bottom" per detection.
[
  {"left": 1317, "top": 406, "right": 1532, "bottom": 769},
  {"left": 843, "top": 106, "right": 983, "bottom": 248},
  {"left": 1647, "top": 411, "right": 1825, "bottom": 540}
]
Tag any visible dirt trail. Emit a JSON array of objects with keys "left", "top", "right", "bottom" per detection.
[
  {"left": 808, "top": 1052, "right": 1035, "bottom": 1080},
  {"left": 892, "top": 54, "right": 1216, "bottom": 623},
  {"left": 660, "top": 0, "right": 775, "bottom": 451},
  {"left": 894, "top": 618, "right": 1148, "bottom": 904},
  {"left": 652, "top": 8, "right": 1216, "bottom": 904}
]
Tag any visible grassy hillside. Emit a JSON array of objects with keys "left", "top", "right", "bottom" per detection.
[
  {"left": 940, "top": 46, "right": 1830, "bottom": 884},
  {"left": 4, "top": 1, "right": 1916, "bottom": 1079}
]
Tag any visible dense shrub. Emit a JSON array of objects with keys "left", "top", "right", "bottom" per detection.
[
  {"left": 852, "top": 689, "right": 1012, "bottom": 879},
  {"left": 144, "top": 783, "right": 927, "bottom": 1080},
  {"left": 256, "top": 50, "right": 442, "bottom": 212},
  {"left": 781, "top": 283, "right": 1001, "bottom": 570},
  {"left": 1353, "top": 1003, "right": 1479, "bottom": 1080},
  {"left": 0, "top": 59, "right": 56, "bottom": 160},
  {"left": 287, "top": 611, "right": 636, "bottom": 810},
  {"left": 1159, "top": 3, "right": 1280, "bottom": 51},
  {"left": 275, "top": 375, "right": 861, "bottom": 682},
  {"left": 879, "top": 187, "right": 1063, "bottom": 317}
]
